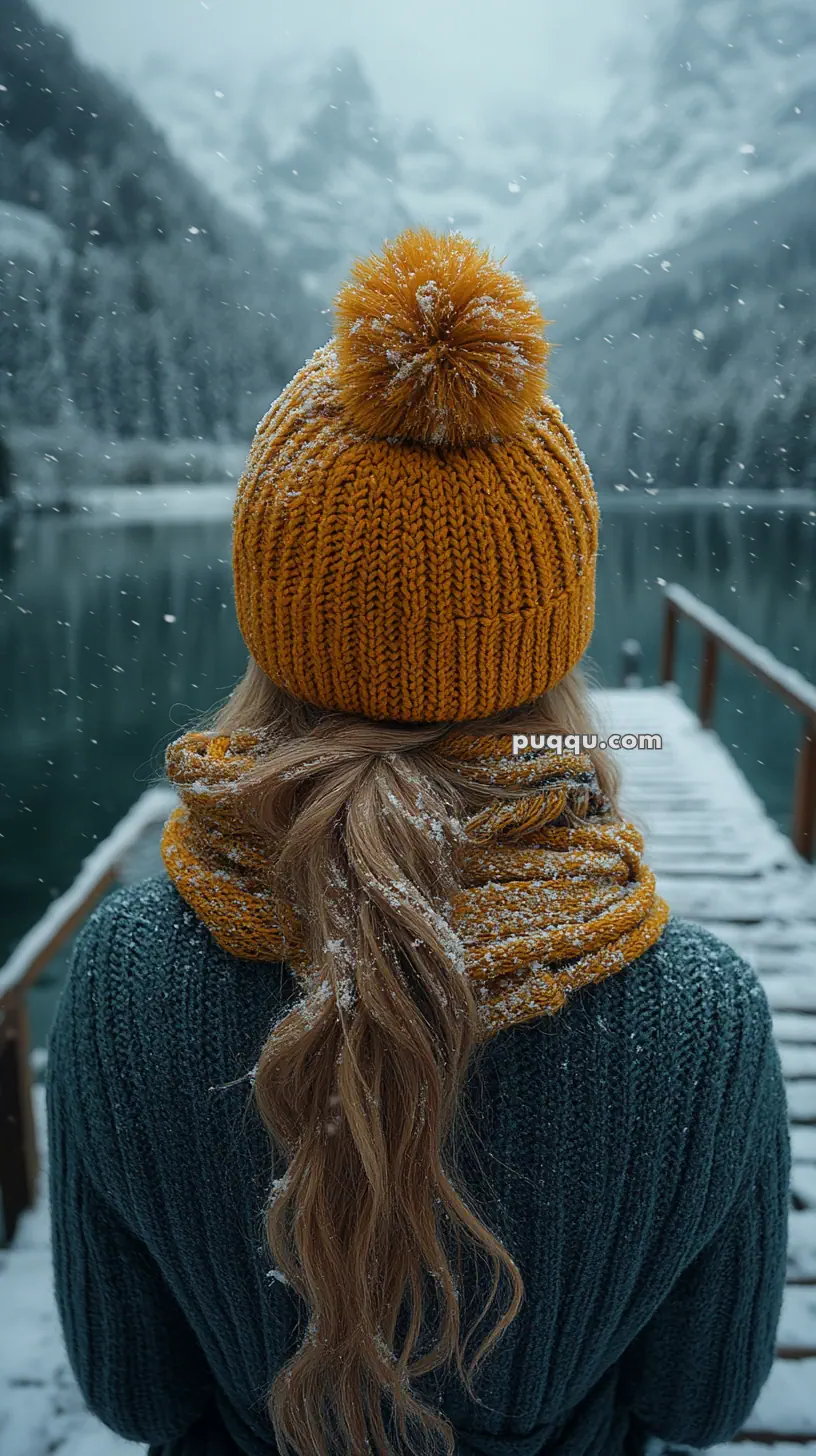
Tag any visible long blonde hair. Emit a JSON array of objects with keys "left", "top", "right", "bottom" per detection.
[{"left": 189, "top": 659, "right": 617, "bottom": 1456}]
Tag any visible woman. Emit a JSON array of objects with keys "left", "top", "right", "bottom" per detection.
[{"left": 47, "top": 228, "right": 790, "bottom": 1456}]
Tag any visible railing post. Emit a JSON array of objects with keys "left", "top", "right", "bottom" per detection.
[
  {"left": 792, "top": 719, "right": 816, "bottom": 863},
  {"left": 660, "top": 598, "right": 677, "bottom": 683},
  {"left": 699, "top": 633, "right": 718, "bottom": 729},
  {"left": 0, "top": 992, "right": 38, "bottom": 1246}
]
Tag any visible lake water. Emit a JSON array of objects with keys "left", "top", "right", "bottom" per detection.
[{"left": 1, "top": 492, "right": 815, "bottom": 1044}]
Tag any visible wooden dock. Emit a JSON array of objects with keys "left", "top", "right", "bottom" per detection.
[
  {"left": 1, "top": 680, "right": 815, "bottom": 1452},
  {"left": 602, "top": 685, "right": 816, "bottom": 1448}
]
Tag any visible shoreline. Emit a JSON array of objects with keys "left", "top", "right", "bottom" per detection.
[
  {"left": 5, "top": 481, "right": 816, "bottom": 523},
  {"left": 10, "top": 481, "right": 238, "bottom": 521}
]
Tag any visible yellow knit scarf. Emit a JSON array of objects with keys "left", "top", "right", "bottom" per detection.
[{"left": 160, "top": 729, "right": 670, "bottom": 1041}]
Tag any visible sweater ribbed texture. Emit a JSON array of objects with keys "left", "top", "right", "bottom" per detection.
[{"left": 46, "top": 875, "right": 790, "bottom": 1456}]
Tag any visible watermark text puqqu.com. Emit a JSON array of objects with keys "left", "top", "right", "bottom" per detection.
[{"left": 512, "top": 732, "right": 662, "bottom": 755}]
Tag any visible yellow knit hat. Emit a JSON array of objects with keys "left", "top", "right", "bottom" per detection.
[{"left": 232, "top": 227, "right": 599, "bottom": 723}]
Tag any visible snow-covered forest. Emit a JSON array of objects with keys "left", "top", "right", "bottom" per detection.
[
  {"left": 1, "top": 0, "right": 815, "bottom": 490},
  {"left": 0, "top": 0, "right": 320, "bottom": 465}
]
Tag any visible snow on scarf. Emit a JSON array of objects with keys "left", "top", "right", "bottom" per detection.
[{"left": 160, "top": 728, "right": 670, "bottom": 1040}]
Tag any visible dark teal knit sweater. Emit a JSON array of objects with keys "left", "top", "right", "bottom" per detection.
[{"left": 46, "top": 875, "right": 790, "bottom": 1456}]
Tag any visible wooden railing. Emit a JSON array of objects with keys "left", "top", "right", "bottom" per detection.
[
  {"left": 0, "top": 786, "right": 176, "bottom": 1245},
  {"left": 660, "top": 582, "right": 816, "bottom": 861}
]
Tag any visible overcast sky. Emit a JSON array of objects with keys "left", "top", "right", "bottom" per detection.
[{"left": 36, "top": 0, "right": 660, "bottom": 131}]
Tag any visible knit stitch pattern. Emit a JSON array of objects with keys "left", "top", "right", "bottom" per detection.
[
  {"left": 46, "top": 877, "right": 790, "bottom": 1455},
  {"left": 160, "top": 730, "right": 670, "bottom": 1038},
  {"left": 231, "top": 230, "right": 599, "bottom": 723}
]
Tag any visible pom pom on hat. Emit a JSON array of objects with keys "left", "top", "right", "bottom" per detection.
[{"left": 333, "top": 227, "right": 550, "bottom": 448}]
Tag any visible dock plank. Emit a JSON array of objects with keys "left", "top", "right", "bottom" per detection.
[
  {"left": 775, "top": 1014, "right": 816, "bottom": 1043},
  {"left": 792, "top": 1128, "right": 816, "bottom": 1161},
  {"left": 742, "top": 1359, "right": 816, "bottom": 1437},
  {"left": 791, "top": 1165, "right": 816, "bottom": 1209},
  {"left": 781, "top": 1046, "right": 816, "bottom": 1078},
  {"left": 710, "top": 1447, "right": 816, "bottom": 1454},
  {"left": 786, "top": 1084, "right": 816, "bottom": 1123},
  {"left": 778, "top": 1286, "right": 816, "bottom": 1353},
  {"left": 789, "top": 1213, "right": 816, "bottom": 1280},
  {"left": 766, "top": 980, "right": 816, "bottom": 1014}
]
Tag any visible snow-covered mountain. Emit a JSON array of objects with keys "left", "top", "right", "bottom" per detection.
[
  {"left": 134, "top": 0, "right": 816, "bottom": 318},
  {"left": 132, "top": 44, "right": 577, "bottom": 302},
  {"left": 534, "top": 0, "right": 816, "bottom": 491},
  {"left": 134, "top": 48, "right": 407, "bottom": 302},
  {"left": 517, "top": 0, "right": 816, "bottom": 304}
]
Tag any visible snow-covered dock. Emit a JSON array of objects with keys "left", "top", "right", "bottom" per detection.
[
  {"left": 602, "top": 686, "right": 816, "bottom": 1448},
  {"left": 1, "top": 684, "right": 815, "bottom": 1454}
]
